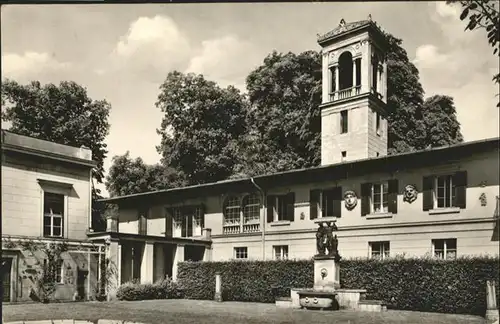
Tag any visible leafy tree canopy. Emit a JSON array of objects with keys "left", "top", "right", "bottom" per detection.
[
  {"left": 1, "top": 79, "right": 111, "bottom": 184},
  {"left": 155, "top": 71, "right": 248, "bottom": 185},
  {"left": 105, "top": 151, "right": 187, "bottom": 197},
  {"left": 447, "top": 0, "right": 499, "bottom": 107}
]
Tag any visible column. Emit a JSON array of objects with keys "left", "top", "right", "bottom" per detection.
[
  {"left": 105, "top": 238, "right": 120, "bottom": 301},
  {"left": 203, "top": 246, "right": 213, "bottom": 262},
  {"left": 140, "top": 242, "right": 154, "bottom": 284},
  {"left": 154, "top": 244, "right": 165, "bottom": 282},
  {"left": 335, "top": 65, "right": 340, "bottom": 100},
  {"left": 214, "top": 273, "right": 222, "bottom": 302},
  {"left": 486, "top": 280, "right": 499, "bottom": 321},
  {"left": 322, "top": 52, "right": 329, "bottom": 104},
  {"left": 352, "top": 60, "right": 357, "bottom": 96},
  {"left": 172, "top": 244, "right": 185, "bottom": 282}
]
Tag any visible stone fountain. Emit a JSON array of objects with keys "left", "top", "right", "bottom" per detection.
[
  {"left": 297, "top": 217, "right": 342, "bottom": 310},
  {"left": 286, "top": 217, "right": 386, "bottom": 311}
]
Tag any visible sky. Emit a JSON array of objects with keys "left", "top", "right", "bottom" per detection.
[{"left": 1, "top": 2, "right": 499, "bottom": 197}]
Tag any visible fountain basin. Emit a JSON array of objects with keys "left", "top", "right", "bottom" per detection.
[{"left": 297, "top": 290, "right": 339, "bottom": 310}]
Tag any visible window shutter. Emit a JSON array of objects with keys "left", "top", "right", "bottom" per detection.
[
  {"left": 199, "top": 204, "right": 205, "bottom": 229},
  {"left": 165, "top": 208, "right": 173, "bottom": 237},
  {"left": 333, "top": 186, "right": 342, "bottom": 218},
  {"left": 453, "top": 171, "right": 467, "bottom": 209},
  {"left": 139, "top": 209, "right": 148, "bottom": 236},
  {"left": 361, "top": 183, "right": 372, "bottom": 216},
  {"left": 187, "top": 210, "right": 193, "bottom": 237},
  {"left": 388, "top": 179, "right": 398, "bottom": 214},
  {"left": 310, "top": 189, "right": 320, "bottom": 220},
  {"left": 181, "top": 211, "right": 187, "bottom": 238},
  {"left": 286, "top": 192, "right": 296, "bottom": 222},
  {"left": 422, "top": 176, "right": 434, "bottom": 211},
  {"left": 267, "top": 195, "right": 275, "bottom": 223}
]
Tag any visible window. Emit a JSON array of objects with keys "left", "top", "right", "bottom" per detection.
[
  {"left": 267, "top": 193, "right": 295, "bottom": 223},
  {"left": 372, "top": 182, "right": 388, "bottom": 214},
  {"left": 341, "top": 151, "right": 347, "bottom": 161},
  {"left": 435, "top": 175, "right": 455, "bottom": 208},
  {"left": 274, "top": 245, "right": 289, "bottom": 260},
  {"left": 433, "top": 239, "right": 457, "bottom": 260},
  {"left": 171, "top": 206, "right": 204, "bottom": 237},
  {"left": 340, "top": 110, "right": 348, "bottom": 134},
  {"left": 370, "top": 241, "right": 390, "bottom": 260},
  {"left": 192, "top": 207, "right": 203, "bottom": 236},
  {"left": 243, "top": 194, "right": 260, "bottom": 224},
  {"left": 375, "top": 112, "right": 381, "bottom": 136},
  {"left": 372, "top": 57, "right": 378, "bottom": 92},
  {"left": 224, "top": 196, "right": 241, "bottom": 225},
  {"left": 355, "top": 58, "right": 362, "bottom": 87},
  {"left": 234, "top": 247, "right": 248, "bottom": 259},
  {"left": 423, "top": 172, "right": 467, "bottom": 211},
  {"left": 222, "top": 194, "right": 261, "bottom": 234},
  {"left": 43, "top": 193, "right": 64, "bottom": 238},
  {"left": 275, "top": 196, "right": 287, "bottom": 221},
  {"left": 310, "top": 187, "right": 342, "bottom": 219}
]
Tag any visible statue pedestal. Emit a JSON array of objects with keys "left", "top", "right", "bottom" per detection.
[{"left": 313, "top": 255, "right": 340, "bottom": 291}]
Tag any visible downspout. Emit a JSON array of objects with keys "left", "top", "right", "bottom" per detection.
[
  {"left": 250, "top": 177, "right": 266, "bottom": 261},
  {"left": 90, "top": 169, "right": 93, "bottom": 232}
]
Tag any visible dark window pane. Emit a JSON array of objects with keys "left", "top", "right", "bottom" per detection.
[
  {"left": 53, "top": 217, "right": 62, "bottom": 227},
  {"left": 53, "top": 227, "right": 61, "bottom": 237}
]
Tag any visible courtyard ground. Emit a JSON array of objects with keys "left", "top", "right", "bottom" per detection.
[{"left": 2, "top": 299, "right": 488, "bottom": 324}]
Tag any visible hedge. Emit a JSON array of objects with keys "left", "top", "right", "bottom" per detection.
[
  {"left": 177, "top": 256, "right": 499, "bottom": 316},
  {"left": 116, "top": 277, "right": 183, "bottom": 301}
]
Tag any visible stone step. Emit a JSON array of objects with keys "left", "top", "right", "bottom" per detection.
[{"left": 358, "top": 299, "right": 387, "bottom": 312}]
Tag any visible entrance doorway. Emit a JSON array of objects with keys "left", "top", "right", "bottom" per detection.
[{"left": 2, "top": 258, "right": 13, "bottom": 302}]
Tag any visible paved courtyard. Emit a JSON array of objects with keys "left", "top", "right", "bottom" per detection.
[{"left": 2, "top": 299, "right": 488, "bottom": 324}]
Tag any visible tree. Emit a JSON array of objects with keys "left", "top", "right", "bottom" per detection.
[
  {"left": 240, "top": 32, "right": 463, "bottom": 170},
  {"left": 241, "top": 50, "right": 322, "bottom": 175},
  {"left": 105, "top": 152, "right": 187, "bottom": 197},
  {"left": 421, "top": 95, "right": 463, "bottom": 148},
  {"left": 383, "top": 33, "right": 429, "bottom": 154},
  {"left": 2, "top": 79, "right": 111, "bottom": 230},
  {"left": 447, "top": 0, "right": 500, "bottom": 107},
  {"left": 1, "top": 80, "right": 111, "bottom": 184},
  {"left": 155, "top": 71, "right": 248, "bottom": 185}
]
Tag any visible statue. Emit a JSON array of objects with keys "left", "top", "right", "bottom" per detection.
[
  {"left": 315, "top": 221, "right": 340, "bottom": 260},
  {"left": 316, "top": 223, "right": 326, "bottom": 256}
]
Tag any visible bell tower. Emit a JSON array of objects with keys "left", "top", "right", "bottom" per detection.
[{"left": 318, "top": 16, "right": 389, "bottom": 165}]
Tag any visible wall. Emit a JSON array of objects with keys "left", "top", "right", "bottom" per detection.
[
  {"left": 112, "top": 148, "right": 499, "bottom": 262},
  {"left": 1, "top": 152, "right": 91, "bottom": 241}
]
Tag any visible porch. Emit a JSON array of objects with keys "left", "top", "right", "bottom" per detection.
[{"left": 88, "top": 230, "right": 212, "bottom": 291}]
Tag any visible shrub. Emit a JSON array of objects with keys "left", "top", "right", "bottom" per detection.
[
  {"left": 116, "top": 277, "right": 183, "bottom": 301},
  {"left": 177, "top": 256, "right": 499, "bottom": 316}
]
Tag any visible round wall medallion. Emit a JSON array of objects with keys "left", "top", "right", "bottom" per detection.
[{"left": 320, "top": 268, "right": 328, "bottom": 278}]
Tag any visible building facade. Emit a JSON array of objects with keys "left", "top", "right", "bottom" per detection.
[
  {"left": 1, "top": 130, "right": 105, "bottom": 302},
  {"left": 96, "top": 18, "right": 500, "bottom": 289}
]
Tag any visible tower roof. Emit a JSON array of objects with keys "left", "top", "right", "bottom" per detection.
[{"left": 317, "top": 16, "right": 384, "bottom": 46}]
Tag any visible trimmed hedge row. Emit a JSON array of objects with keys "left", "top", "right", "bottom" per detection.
[
  {"left": 177, "top": 257, "right": 499, "bottom": 316},
  {"left": 116, "top": 277, "right": 183, "bottom": 301}
]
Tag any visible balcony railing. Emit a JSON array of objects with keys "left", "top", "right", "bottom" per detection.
[
  {"left": 329, "top": 85, "right": 361, "bottom": 101},
  {"left": 223, "top": 222, "right": 261, "bottom": 235}
]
